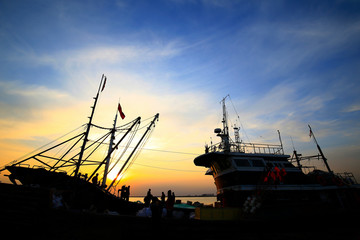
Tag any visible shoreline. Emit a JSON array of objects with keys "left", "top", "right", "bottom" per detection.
[{"left": 130, "top": 195, "right": 215, "bottom": 198}]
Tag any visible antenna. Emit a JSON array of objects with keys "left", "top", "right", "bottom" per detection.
[
  {"left": 234, "top": 124, "right": 240, "bottom": 144},
  {"left": 228, "top": 95, "right": 251, "bottom": 144},
  {"left": 290, "top": 136, "right": 295, "bottom": 151},
  {"left": 290, "top": 136, "right": 302, "bottom": 169}
]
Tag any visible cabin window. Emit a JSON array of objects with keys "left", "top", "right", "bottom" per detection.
[
  {"left": 251, "top": 160, "right": 265, "bottom": 167},
  {"left": 218, "top": 159, "right": 231, "bottom": 170},
  {"left": 234, "top": 159, "right": 251, "bottom": 167}
]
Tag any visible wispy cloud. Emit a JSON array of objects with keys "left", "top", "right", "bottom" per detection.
[
  {"left": 25, "top": 42, "right": 181, "bottom": 70},
  {"left": 0, "top": 81, "right": 70, "bottom": 121},
  {"left": 343, "top": 104, "right": 360, "bottom": 113}
]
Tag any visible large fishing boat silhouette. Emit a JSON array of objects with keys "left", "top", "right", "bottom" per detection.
[
  {"left": 1, "top": 75, "right": 159, "bottom": 213},
  {"left": 194, "top": 95, "right": 359, "bottom": 212}
]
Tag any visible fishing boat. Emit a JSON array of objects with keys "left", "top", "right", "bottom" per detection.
[
  {"left": 1, "top": 75, "right": 159, "bottom": 213},
  {"left": 194, "top": 96, "right": 359, "bottom": 213}
]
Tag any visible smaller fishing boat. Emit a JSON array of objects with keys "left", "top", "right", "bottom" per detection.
[{"left": 1, "top": 75, "right": 159, "bottom": 214}]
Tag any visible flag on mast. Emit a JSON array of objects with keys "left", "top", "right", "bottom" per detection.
[{"left": 118, "top": 103, "right": 126, "bottom": 119}]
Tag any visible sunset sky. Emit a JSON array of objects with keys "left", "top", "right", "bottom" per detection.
[{"left": 1, "top": 0, "right": 360, "bottom": 196}]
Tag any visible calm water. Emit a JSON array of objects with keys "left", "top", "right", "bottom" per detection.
[{"left": 130, "top": 196, "right": 217, "bottom": 205}]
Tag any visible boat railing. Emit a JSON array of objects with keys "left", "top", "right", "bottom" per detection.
[
  {"left": 208, "top": 142, "right": 284, "bottom": 155},
  {"left": 300, "top": 167, "right": 358, "bottom": 185},
  {"left": 337, "top": 172, "right": 358, "bottom": 185}
]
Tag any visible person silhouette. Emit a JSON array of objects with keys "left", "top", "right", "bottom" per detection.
[{"left": 92, "top": 173, "right": 99, "bottom": 185}]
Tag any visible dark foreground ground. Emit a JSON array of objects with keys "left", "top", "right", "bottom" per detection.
[{"left": 1, "top": 183, "right": 358, "bottom": 240}]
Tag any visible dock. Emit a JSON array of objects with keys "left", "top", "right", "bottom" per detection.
[{"left": 0, "top": 183, "right": 358, "bottom": 239}]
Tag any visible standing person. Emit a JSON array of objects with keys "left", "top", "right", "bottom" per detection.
[
  {"left": 166, "top": 190, "right": 175, "bottom": 218},
  {"left": 125, "top": 186, "right": 130, "bottom": 202},
  {"left": 147, "top": 189, "right": 152, "bottom": 198},
  {"left": 150, "top": 197, "right": 162, "bottom": 220},
  {"left": 161, "top": 192, "right": 166, "bottom": 206},
  {"left": 92, "top": 173, "right": 99, "bottom": 185},
  {"left": 144, "top": 189, "right": 152, "bottom": 207},
  {"left": 167, "top": 190, "right": 172, "bottom": 199},
  {"left": 120, "top": 185, "right": 126, "bottom": 200},
  {"left": 172, "top": 192, "right": 176, "bottom": 203}
]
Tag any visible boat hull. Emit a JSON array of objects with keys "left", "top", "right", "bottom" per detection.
[
  {"left": 217, "top": 181, "right": 360, "bottom": 209},
  {"left": 6, "top": 166, "right": 71, "bottom": 188},
  {"left": 5, "top": 166, "right": 142, "bottom": 214},
  {"left": 194, "top": 152, "right": 360, "bottom": 209}
]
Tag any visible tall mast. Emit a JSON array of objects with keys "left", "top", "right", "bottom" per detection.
[
  {"left": 308, "top": 125, "right": 333, "bottom": 173},
  {"left": 220, "top": 96, "right": 230, "bottom": 152},
  {"left": 74, "top": 74, "right": 106, "bottom": 177},
  {"left": 102, "top": 111, "right": 118, "bottom": 187}
]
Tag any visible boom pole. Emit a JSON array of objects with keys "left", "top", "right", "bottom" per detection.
[{"left": 308, "top": 125, "right": 333, "bottom": 173}]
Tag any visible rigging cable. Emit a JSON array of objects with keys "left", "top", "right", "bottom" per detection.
[
  {"left": 107, "top": 122, "right": 140, "bottom": 175},
  {"left": 1, "top": 124, "right": 86, "bottom": 171},
  {"left": 113, "top": 120, "right": 155, "bottom": 187},
  {"left": 113, "top": 115, "right": 159, "bottom": 188}
]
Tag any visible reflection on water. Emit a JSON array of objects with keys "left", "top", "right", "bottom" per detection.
[{"left": 130, "top": 196, "right": 217, "bottom": 205}]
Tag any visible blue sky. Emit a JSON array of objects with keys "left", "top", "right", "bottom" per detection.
[{"left": 1, "top": 0, "right": 360, "bottom": 194}]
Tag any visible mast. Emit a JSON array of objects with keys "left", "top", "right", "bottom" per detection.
[
  {"left": 87, "top": 117, "right": 141, "bottom": 183},
  {"left": 308, "top": 124, "right": 333, "bottom": 173},
  {"left": 220, "top": 96, "right": 230, "bottom": 152},
  {"left": 102, "top": 111, "right": 118, "bottom": 187},
  {"left": 74, "top": 74, "right": 106, "bottom": 177}
]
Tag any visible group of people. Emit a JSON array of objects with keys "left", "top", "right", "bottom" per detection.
[
  {"left": 144, "top": 189, "right": 176, "bottom": 219},
  {"left": 77, "top": 172, "right": 100, "bottom": 186}
]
